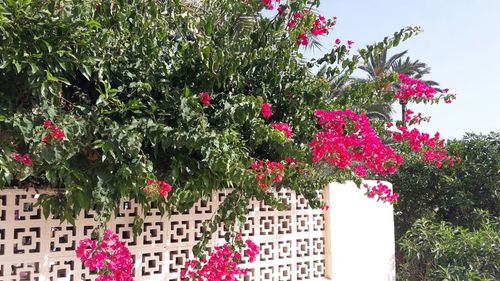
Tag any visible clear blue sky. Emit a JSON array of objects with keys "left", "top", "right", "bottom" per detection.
[{"left": 309, "top": 0, "right": 500, "bottom": 139}]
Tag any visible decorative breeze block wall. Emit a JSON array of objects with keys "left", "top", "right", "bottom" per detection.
[{"left": 0, "top": 188, "right": 326, "bottom": 281}]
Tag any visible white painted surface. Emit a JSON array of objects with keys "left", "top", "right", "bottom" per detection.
[{"left": 324, "top": 181, "right": 396, "bottom": 281}]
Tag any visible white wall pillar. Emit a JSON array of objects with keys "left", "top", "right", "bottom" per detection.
[{"left": 324, "top": 180, "right": 396, "bottom": 281}]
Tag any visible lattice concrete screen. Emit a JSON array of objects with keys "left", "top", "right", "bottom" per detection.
[{"left": 0, "top": 188, "right": 327, "bottom": 281}]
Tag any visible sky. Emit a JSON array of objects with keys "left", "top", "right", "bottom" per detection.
[{"left": 308, "top": 0, "right": 500, "bottom": 140}]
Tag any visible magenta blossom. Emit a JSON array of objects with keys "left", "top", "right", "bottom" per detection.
[
  {"left": 271, "top": 122, "right": 292, "bottom": 138},
  {"left": 198, "top": 91, "right": 211, "bottom": 106}
]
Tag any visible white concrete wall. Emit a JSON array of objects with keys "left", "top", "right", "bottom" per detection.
[{"left": 324, "top": 181, "right": 396, "bottom": 281}]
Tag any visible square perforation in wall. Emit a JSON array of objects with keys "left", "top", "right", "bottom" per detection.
[
  {"left": 143, "top": 222, "right": 164, "bottom": 245},
  {"left": 49, "top": 226, "right": 76, "bottom": 252},
  {"left": 115, "top": 223, "right": 138, "bottom": 246},
  {"left": 48, "top": 260, "right": 74, "bottom": 281},
  {"left": 141, "top": 252, "right": 163, "bottom": 276},
  {"left": 0, "top": 194, "right": 6, "bottom": 221},
  {"left": 14, "top": 227, "right": 41, "bottom": 254}
]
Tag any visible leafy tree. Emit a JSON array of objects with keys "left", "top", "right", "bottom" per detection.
[
  {"left": 387, "top": 132, "right": 500, "bottom": 238},
  {"left": 388, "top": 132, "right": 500, "bottom": 280},
  {"left": 399, "top": 216, "right": 499, "bottom": 281}
]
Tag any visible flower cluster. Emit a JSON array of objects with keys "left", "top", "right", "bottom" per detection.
[
  {"left": 390, "top": 127, "right": 456, "bottom": 168},
  {"left": 274, "top": 4, "right": 335, "bottom": 46},
  {"left": 41, "top": 120, "right": 65, "bottom": 142},
  {"left": 271, "top": 122, "right": 292, "bottom": 139},
  {"left": 311, "top": 109, "right": 403, "bottom": 176},
  {"left": 75, "top": 229, "right": 133, "bottom": 281},
  {"left": 405, "top": 109, "right": 431, "bottom": 125},
  {"left": 11, "top": 152, "right": 32, "bottom": 167},
  {"left": 261, "top": 0, "right": 279, "bottom": 10},
  {"left": 244, "top": 239, "right": 260, "bottom": 262},
  {"left": 199, "top": 92, "right": 211, "bottom": 107},
  {"left": 395, "top": 74, "right": 438, "bottom": 102},
  {"left": 143, "top": 179, "right": 172, "bottom": 197},
  {"left": 251, "top": 160, "right": 286, "bottom": 190},
  {"left": 261, "top": 103, "right": 273, "bottom": 118},
  {"left": 311, "top": 15, "right": 329, "bottom": 36},
  {"left": 363, "top": 181, "right": 399, "bottom": 203},
  {"left": 181, "top": 239, "right": 260, "bottom": 280}
]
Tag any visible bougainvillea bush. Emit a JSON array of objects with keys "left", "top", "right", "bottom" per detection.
[{"left": 0, "top": 0, "right": 455, "bottom": 279}]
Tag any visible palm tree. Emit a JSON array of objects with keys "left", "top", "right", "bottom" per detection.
[
  {"left": 358, "top": 47, "right": 439, "bottom": 125},
  {"left": 359, "top": 48, "right": 408, "bottom": 79}
]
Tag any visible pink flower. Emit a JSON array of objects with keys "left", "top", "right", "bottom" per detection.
[
  {"left": 198, "top": 91, "right": 211, "bottom": 106},
  {"left": 311, "top": 15, "right": 329, "bottom": 36},
  {"left": 76, "top": 230, "right": 133, "bottom": 280},
  {"left": 43, "top": 120, "right": 53, "bottom": 128},
  {"left": 353, "top": 165, "right": 367, "bottom": 177},
  {"left": 271, "top": 122, "right": 292, "bottom": 138},
  {"left": 363, "top": 181, "right": 398, "bottom": 203},
  {"left": 21, "top": 154, "right": 32, "bottom": 167},
  {"left": 261, "top": 103, "right": 273, "bottom": 118},
  {"left": 395, "top": 74, "right": 438, "bottom": 102},
  {"left": 347, "top": 40, "right": 354, "bottom": 48},
  {"left": 158, "top": 181, "right": 172, "bottom": 197},
  {"left": 297, "top": 32, "right": 309, "bottom": 46},
  {"left": 287, "top": 19, "right": 297, "bottom": 29},
  {"left": 41, "top": 120, "right": 65, "bottom": 142},
  {"left": 277, "top": 6, "right": 286, "bottom": 15},
  {"left": 11, "top": 151, "right": 22, "bottom": 161},
  {"left": 262, "top": 0, "right": 274, "bottom": 10},
  {"left": 335, "top": 38, "right": 341, "bottom": 44},
  {"left": 144, "top": 179, "right": 172, "bottom": 197},
  {"left": 181, "top": 240, "right": 259, "bottom": 280},
  {"left": 311, "top": 109, "right": 403, "bottom": 175}
]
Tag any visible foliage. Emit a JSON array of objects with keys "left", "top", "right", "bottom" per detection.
[
  {"left": 387, "top": 132, "right": 500, "bottom": 238},
  {"left": 398, "top": 215, "right": 500, "bottom": 281},
  {"left": 389, "top": 132, "right": 500, "bottom": 280}
]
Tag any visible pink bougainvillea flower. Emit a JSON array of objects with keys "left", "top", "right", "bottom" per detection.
[
  {"left": 311, "top": 109, "right": 402, "bottom": 175},
  {"left": 158, "top": 181, "right": 172, "bottom": 197},
  {"left": 353, "top": 165, "right": 367, "bottom": 177},
  {"left": 11, "top": 151, "right": 22, "bottom": 161},
  {"left": 363, "top": 181, "right": 399, "bottom": 203},
  {"left": 250, "top": 159, "right": 298, "bottom": 190},
  {"left": 271, "top": 122, "right": 292, "bottom": 138},
  {"left": 261, "top": 0, "right": 274, "bottom": 10},
  {"left": 277, "top": 6, "right": 286, "bottom": 15},
  {"left": 76, "top": 230, "right": 133, "bottom": 280},
  {"left": 181, "top": 239, "right": 259, "bottom": 280},
  {"left": 335, "top": 38, "right": 341, "bottom": 44},
  {"left": 395, "top": 74, "right": 438, "bottom": 102},
  {"left": 198, "top": 91, "right": 211, "bottom": 106},
  {"left": 43, "top": 119, "right": 53, "bottom": 128},
  {"left": 144, "top": 179, "right": 172, "bottom": 197},
  {"left": 297, "top": 31, "right": 309, "bottom": 46},
  {"left": 310, "top": 14, "right": 329, "bottom": 36},
  {"left": 261, "top": 103, "right": 273, "bottom": 118},
  {"left": 42, "top": 119, "right": 65, "bottom": 142},
  {"left": 21, "top": 154, "right": 32, "bottom": 167},
  {"left": 347, "top": 40, "right": 354, "bottom": 48}
]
